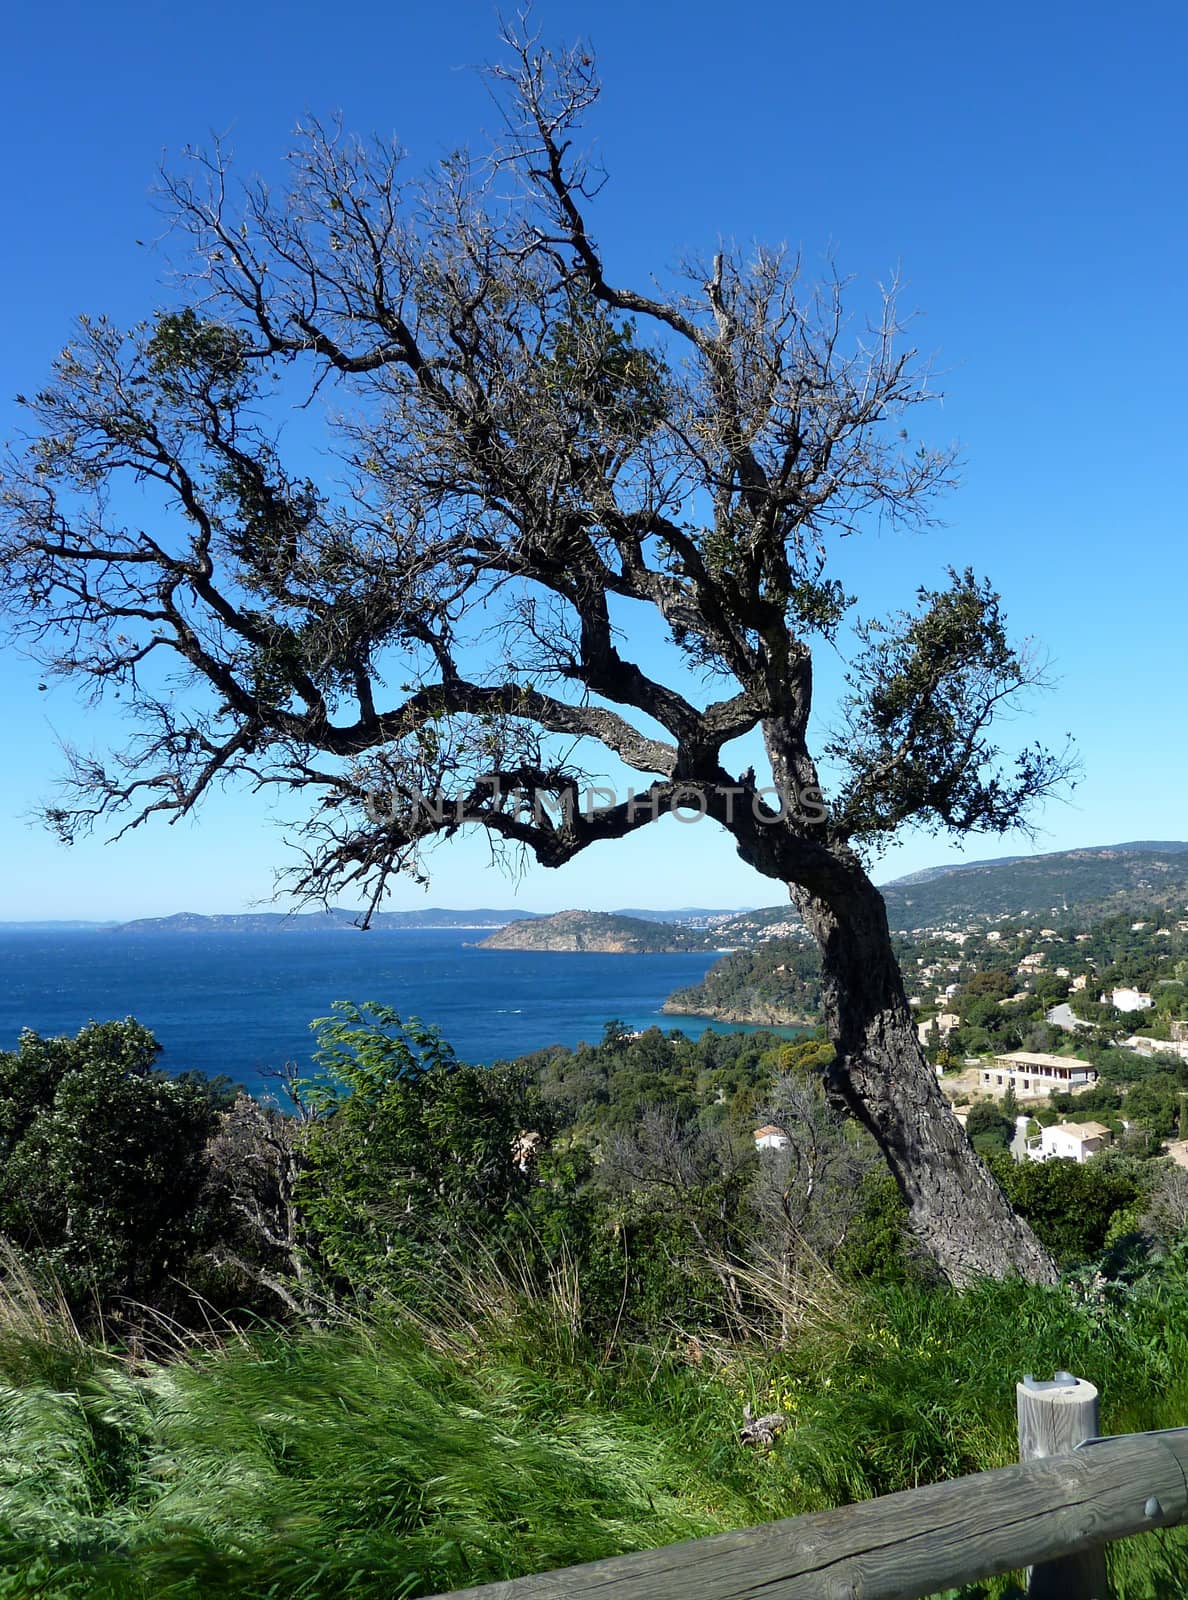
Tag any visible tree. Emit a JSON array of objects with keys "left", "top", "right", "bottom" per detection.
[
  {"left": 0, "top": 1021, "right": 221, "bottom": 1315},
  {"left": 748, "top": 1071, "right": 878, "bottom": 1328},
  {"left": 990, "top": 1153, "right": 1148, "bottom": 1264},
  {"left": 964, "top": 1099, "right": 1013, "bottom": 1153},
  {"left": 1123, "top": 1076, "right": 1179, "bottom": 1140},
  {"left": 204, "top": 1081, "right": 323, "bottom": 1320},
  {"left": 295, "top": 1003, "right": 539, "bottom": 1300},
  {"left": 600, "top": 1106, "right": 756, "bottom": 1323},
  {"left": 0, "top": 29, "right": 1071, "bottom": 1285}
]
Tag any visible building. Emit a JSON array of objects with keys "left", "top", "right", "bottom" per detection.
[
  {"left": 753, "top": 1125, "right": 790, "bottom": 1151},
  {"left": 1025, "top": 1121, "right": 1111, "bottom": 1164},
  {"left": 1110, "top": 987, "right": 1153, "bottom": 1013},
  {"left": 916, "top": 1012, "right": 961, "bottom": 1046},
  {"left": 977, "top": 1052, "right": 1098, "bottom": 1100}
]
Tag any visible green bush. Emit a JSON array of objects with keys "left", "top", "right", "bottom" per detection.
[
  {"left": 0, "top": 1021, "right": 224, "bottom": 1317},
  {"left": 296, "top": 1003, "right": 544, "bottom": 1303},
  {"left": 988, "top": 1153, "right": 1150, "bottom": 1263},
  {"left": 965, "top": 1100, "right": 1014, "bottom": 1150}
]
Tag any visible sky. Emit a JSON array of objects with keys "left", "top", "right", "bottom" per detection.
[{"left": 0, "top": 0, "right": 1185, "bottom": 919}]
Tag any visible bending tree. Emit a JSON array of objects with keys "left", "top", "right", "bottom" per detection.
[{"left": 0, "top": 34, "right": 1071, "bottom": 1285}]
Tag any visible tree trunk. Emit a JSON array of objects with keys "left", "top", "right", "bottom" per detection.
[{"left": 789, "top": 862, "right": 1057, "bottom": 1288}]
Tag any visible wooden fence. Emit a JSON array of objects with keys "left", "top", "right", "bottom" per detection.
[{"left": 426, "top": 1372, "right": 1186, "bottom": 1600}]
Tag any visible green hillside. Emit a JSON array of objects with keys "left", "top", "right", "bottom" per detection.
[
  {"left": 709, "top": 843, "right": 1188, "bottom": 944},
  {"left": 478, "top": 909, "right": 718, "bottom": 953},
  {"left": 664, "top": 941, "right": 821, "bottom": 1024},
  {"left": 881, "top": 843, "right": 1188, "bottom": 928}
]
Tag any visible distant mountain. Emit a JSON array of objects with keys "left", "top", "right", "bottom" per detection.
[
  {"left": 881, "top": 844, "right": 1188, "bottom": 929},
  {"left": 711, "top": 905, "right": 807, "bottom": 942},
  {"left": 477, "top": 910, "right": 719, "bottom": 954},
  {"left": 114, "top": 908, "right": 543, "bottom": 934},
  {"left": 881, "top": 855, "right": 1028, "bottom": 888},
  {"left": 697, "top": 842, "right": 1188, "bottom": 946},
  {"left": 665, "top": 841, "right": 1188, "bottom": 1026},
  {"left": 0, "top": 920, "right": 120, "bottom": 931},
  {"left": 33, "top": 842, "right": 1188, "bottom": 939},
  {"left": 612, "top": 906, "right": 752, "bottom": 925},
  {"left": 881, "top": 840, "right": 1188, "bottom": 892}
]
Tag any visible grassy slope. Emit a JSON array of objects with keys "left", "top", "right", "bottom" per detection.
[{"left": 3, "top": 1273, "right": 1188, "bottom": 1598}]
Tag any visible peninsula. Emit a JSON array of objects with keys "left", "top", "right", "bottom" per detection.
[{"left": 477, "top": 910, "right": 720, "bottom": 954}]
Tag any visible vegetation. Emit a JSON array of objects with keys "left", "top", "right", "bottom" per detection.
[
  {"left": 4, "top": 1244, "right": 1188, "bottom": 1596},
  {"left": 297, "top": 1003, "right": 543, "bottom": 1304},
  {"left": 881, "top": 842, "right": 1188, "bottom": 929},
  {"left": 477, "top": 910, "right": 717, "bottom": 954},
  {"left": 665, "top": 941, "right": 821, "bottom": 1024},
  {"left": 0, "top": 1021, "right": 236, "bottom": 1320},
  {"left": 2, "top": 991, "right": 1188, "bottom": 1592}
]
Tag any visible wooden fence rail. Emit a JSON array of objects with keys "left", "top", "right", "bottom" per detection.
[{"left": 426, "top": 1375, "right": 1187, "bottom": 1600}]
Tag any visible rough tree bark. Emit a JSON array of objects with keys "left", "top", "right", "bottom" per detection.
[{"left": 792, "top": 867, "right": 1056, "bottom": 1284}]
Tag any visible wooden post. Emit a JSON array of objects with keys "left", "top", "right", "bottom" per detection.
[{"left": 1017, "top": 1371, "right": 1109, "bottom": 1599}]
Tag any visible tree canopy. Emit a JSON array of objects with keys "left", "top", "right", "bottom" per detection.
[{"left": 0, "top": 31, "right": 1070, "bottom": 916}]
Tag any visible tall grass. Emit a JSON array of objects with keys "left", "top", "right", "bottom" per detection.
[{"left": 1, "top": 1253, "right": 1188, "bottom": 1598}]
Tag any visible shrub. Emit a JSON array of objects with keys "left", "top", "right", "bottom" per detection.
[{"left": 0, "top": 1021, "right": 223, "bottom": 1318}]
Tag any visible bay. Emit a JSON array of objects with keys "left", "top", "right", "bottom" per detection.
[{"left": 0, "top": 929, "right": 800, "bottom": 1098}]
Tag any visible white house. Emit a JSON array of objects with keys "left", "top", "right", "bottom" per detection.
[
  {"left": 1025, "top": 1121, "right": 1111, "bottom": 1164},
  {"left": 978, "top": 1052, "right": 1098, "bottom": 1100},
  {"left": 1110, "top": 988, "right": 1153, "bottom": 1013},
  {"left": 753, "top": 1125, "right": 790, "bottom": 1151}
]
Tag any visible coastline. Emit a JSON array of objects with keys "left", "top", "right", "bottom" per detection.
[{"left": 660, "top": 999, "right": 816, "bottom": 1029}]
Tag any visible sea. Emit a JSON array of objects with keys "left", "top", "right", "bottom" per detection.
[{"left": 0, "top": 929, "right": 801, "bottom": 1099}]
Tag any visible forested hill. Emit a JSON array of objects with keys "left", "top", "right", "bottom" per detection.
[
  {"left": 879, "top": 843, "right": 1188, "bottom": 929},
  {"left": 664, "top": 943, "right": 821, "bottom": 1025},
  {"left": 477, "top": 910, "right": 718, "bottom": 953},
  {"left": 708, "top": 843, "right": 1188, "bottom": 942}
]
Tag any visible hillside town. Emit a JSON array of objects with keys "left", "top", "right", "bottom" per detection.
[{"left": 897, "top": 908, "right": 1188, "bottom": 1167}]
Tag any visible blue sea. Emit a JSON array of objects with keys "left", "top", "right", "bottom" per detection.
[{"left": 0, "top": 930, "right": 799, "bottom": 1098}]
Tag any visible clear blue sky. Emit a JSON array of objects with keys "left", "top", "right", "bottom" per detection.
[{"left": 1, "top": 0, "right": 1185, "bottom": 918}]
